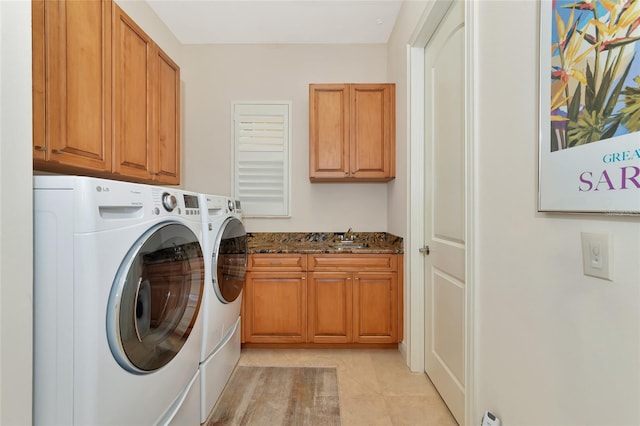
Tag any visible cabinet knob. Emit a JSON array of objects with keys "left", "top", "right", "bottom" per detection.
[
  {"left": 52, "top": 149, "right": 63, "bottom": 154},
  {"left": 34, "top": 145, "right": 47, "bottom": 152}
]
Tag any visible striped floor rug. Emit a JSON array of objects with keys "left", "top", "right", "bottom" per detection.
[{"left": 207, "top": 366, "right": 340, "bottom": 426}]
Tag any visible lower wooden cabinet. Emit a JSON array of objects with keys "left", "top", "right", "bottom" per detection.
[
  {"left": 353, "top": 272, "right": 397, "bottom": 343},
  {"left": 242, "top": 253, "right": 402, "bottom": 347},
  {"left": 308, "top": 272, "right": 353, "bottom": 343},
  {"left": 243, "top": 271, "right": 307, "bottom": 343}
]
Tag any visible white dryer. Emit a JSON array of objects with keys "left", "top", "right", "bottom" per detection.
[
  {"left": 33, "top": 176, "right": 205, "bottom": 426},
  {"left": 197, "top": 193, "right": 247, "bottom": 423}
]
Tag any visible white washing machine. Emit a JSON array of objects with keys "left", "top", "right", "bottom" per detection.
[
  {"left": 33, "top": 176, "right": 205, "bottom": 426},
  {"left": 197, "top": 193, "right": 247, "bottom": 423}
]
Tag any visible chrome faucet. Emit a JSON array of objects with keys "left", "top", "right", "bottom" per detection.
[{"left": 344, "top": 227, "right": 354, "bottom": 241}]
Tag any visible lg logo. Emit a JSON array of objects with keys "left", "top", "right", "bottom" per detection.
[{"left": 95, "top": 186, "right": 110, "bottom": 192}]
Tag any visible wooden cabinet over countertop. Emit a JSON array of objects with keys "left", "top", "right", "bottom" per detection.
[
  {"left": 32, "top": 0, "right": 180, "bottom": 185},
  {"left": 309, "top": 83, "right": 395, "bottom": 182},
  {"left": 242, "top": 252, "right": 403, "bottom": 348}
]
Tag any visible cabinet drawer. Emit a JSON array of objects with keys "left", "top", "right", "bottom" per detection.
[
  {"left": 308, "top": 254, "right": 396, "bottom": 272},
  {"left": 247, "top": 253, "right": 307, "bottom": 271}
]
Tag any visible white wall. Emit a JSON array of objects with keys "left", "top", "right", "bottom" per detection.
[
  {"left": 180, "top": 43, "right": 390, "bottom": 232},
  {"left": 0, "top": 1, "right": 33, "bottom": 424},
  {"left": 474, "top": 1, "right": 640, "bottom": 424},
  {"left": 386, "top": 0, "right": 428, "bottom": 241}
]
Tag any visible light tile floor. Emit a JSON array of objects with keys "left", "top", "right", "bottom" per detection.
[{"left": 238, "top": 348, "right": 458, "bottom": 426}]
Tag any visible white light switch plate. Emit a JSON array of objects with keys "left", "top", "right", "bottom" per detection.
[{"left": 581, "top": 232, "right": 613, "bottom": 281}]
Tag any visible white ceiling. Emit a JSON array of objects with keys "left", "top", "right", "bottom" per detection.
[{"left": 145, "top": 0, "right": 403, "bottom": 44}]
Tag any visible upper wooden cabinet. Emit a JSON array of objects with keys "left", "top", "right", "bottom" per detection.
[
  {"left": 112, "top": 5, "right": 180, "bottom": 185},
  {"left": 153, "top": 49, "right": 181, "bottom": 184},
  {"left": 32, "top": 0, "right": 180, "bottom": 185},
  {"left": 112, "top": 6, "right": 153, "bottom": 182},
  {"left": 32, "top": 0, "right": 112, "bottom": 172},
  {"left": 309, "top": 84, "right": 395, "bottom": 182}
]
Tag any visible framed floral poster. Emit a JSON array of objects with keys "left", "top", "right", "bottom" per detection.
[{"left": 539, "top": 0, "right": 640, "bottom": 214}]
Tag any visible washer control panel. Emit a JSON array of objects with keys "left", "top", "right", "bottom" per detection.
[{"left": 182, "top": 194, "right": 200, "bottom": 217}]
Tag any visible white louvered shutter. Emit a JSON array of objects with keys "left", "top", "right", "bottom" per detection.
[{"left": 233, "top": 102, "right": 291, "bottom": 217}]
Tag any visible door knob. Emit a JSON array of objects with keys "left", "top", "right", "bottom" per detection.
[{"left": 419, "top": 245, "right": 430, "bottom": 255}]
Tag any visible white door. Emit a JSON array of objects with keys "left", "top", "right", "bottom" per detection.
[{"left": 423, "top": 1, "right": 466, "bottom": 424}]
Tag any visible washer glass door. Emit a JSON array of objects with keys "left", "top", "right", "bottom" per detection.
[
  {"left": 214, "top": 217, "right": 247, "bottom": 303},
  {"left": 108, "top": 222, "right": 204, "bottom": 373}
]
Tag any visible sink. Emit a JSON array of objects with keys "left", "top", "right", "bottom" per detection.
[{"left": 331, "top": 243, "right": 365, "bottom": 250}]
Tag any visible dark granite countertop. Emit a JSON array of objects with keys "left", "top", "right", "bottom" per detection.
[{"left": 247, "top": 232, "right": 403, "bottom": 254}]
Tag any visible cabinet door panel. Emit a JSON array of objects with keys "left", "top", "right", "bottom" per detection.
[
  {"left": 308, "top": 272, "right": 352, "bottom": 343},
  {"left": 350, "top": 84, "right": 395, "bottom": 179},
  {"left": 244, "top": 272, "right": 307, "bottom": 343},
  {"left": 113, "top": 5, "right": 153, "bottom": 180},
  {"left": 34, "top": 0, "right": 111, "bottom": 170},
  {"left": 353, "top": 272, "right": 397, "bottom": 343},
  {"left": 154, "top": 49, "right": 180, "bottom": 184},
  {"left": 309, "top": 84, "right": 349, "bottom": 179},
  {"left": 65, "top": 1, "right": 104, "bottom": 151}
]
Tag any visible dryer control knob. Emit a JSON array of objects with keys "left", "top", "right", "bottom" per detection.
[{"left": 162, "top": 192, "right": 178, "bottom": 212}]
